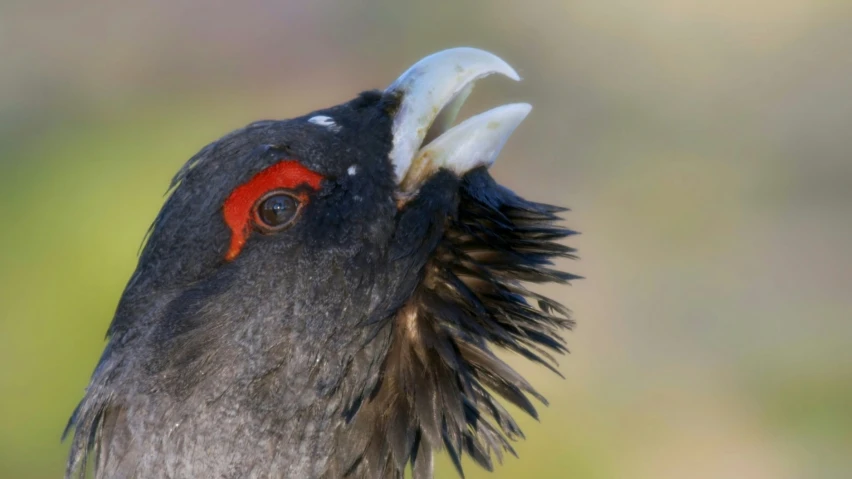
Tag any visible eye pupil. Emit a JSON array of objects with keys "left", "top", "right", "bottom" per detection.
[{"left": 258, "top": 193, "right": 299, "bottom": 229}]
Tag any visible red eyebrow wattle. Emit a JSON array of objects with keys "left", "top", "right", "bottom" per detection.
[{"left": 222, "top": 160, "right": 324, "bottom": 261}]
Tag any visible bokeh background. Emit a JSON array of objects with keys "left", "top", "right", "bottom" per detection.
[{"left": 2, "top": 1, "right": 850, "bottom": 478}]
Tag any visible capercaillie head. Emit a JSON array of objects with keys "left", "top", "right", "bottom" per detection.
[{"left": 65, "top": 47, "right": 579, "bottom": 479}]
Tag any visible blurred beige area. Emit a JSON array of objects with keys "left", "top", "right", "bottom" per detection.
[{"left": 1, "top": 1, "right": 850, "bottom": 478}]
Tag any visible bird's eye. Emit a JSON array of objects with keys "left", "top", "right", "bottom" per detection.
[{"left": 253, "top": 191, "right": 302, "bottom": 232}]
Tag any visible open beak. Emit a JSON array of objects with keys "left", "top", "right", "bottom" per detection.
[{"left": 386, "top": 47, "right": 531, "bottom": 193}]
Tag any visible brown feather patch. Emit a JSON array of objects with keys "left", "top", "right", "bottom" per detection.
[{"left": 337, "top": 169, "right": 579, "bottom": 478}]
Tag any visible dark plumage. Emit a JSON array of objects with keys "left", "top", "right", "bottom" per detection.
[{"left": 64, "top": 50, "right": 578, "bottom": 479}]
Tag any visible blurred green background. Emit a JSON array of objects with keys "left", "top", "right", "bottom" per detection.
[{"left": 2, "top": 1, "right": 850, "bottom": 478}]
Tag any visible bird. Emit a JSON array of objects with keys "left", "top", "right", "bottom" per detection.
[{"left": 64, "top": 47, "right": 579, "bottom": 479}]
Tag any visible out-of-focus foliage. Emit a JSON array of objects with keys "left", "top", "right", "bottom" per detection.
[{"left": 1, "top": 1, "right": 850, "bottom": 478}]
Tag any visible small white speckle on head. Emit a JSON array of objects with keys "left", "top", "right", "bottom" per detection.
[
  {"left": 347, "top": 165, "right": 358, "bottom": 176},
  {"left": 308, "top": 115, "right": 340, "bottom": 131}
]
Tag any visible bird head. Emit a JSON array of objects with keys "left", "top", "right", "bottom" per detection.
[{"left": 66, "top": 48, "right": 578, "bottom": 478}]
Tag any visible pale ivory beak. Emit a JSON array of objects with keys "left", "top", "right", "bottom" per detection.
[{"left": 386, "top": 47, "right": 532, "bottom": 193}]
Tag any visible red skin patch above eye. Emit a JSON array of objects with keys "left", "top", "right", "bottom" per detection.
[{"left": 222, "top": 160, "right": 325, "bottom": 261}]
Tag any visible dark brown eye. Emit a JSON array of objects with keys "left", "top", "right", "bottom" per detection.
[{"left": 254, "top": 191, "right": 301, "bottom": 231}]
